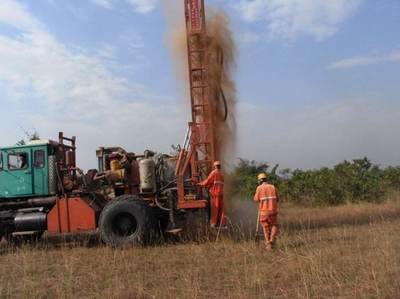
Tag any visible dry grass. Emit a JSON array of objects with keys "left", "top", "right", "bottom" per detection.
[{"left": 0, "top": 201, "right": 400, "bottom": 298}]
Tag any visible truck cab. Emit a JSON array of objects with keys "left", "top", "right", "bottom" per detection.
[{"left": 0, "top": 141, "right": 56, "bottom": 199}]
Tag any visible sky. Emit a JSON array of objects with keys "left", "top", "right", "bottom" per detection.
[{"left": 0, "top": 0, "right": 399, "bottom": 171}]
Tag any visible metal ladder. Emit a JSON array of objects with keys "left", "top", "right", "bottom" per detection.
[{"left": 184, "top": 0, "right": 217, "bottom": 181}]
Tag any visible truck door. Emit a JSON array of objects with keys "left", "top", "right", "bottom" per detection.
[
  {"left": 32, "top": 148, "right": 48, "bottom": 196},
  {"left": 0, "top": 151, "right": 5, "bottom": 197},
  {"left": 4, "top": 149, "right": 34, "bottom": 197}
]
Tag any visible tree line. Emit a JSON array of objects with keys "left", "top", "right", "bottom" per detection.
[{"left": 228, "top": 157, "right": 400, "bottom": 206}]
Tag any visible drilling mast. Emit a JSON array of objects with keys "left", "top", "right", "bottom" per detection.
[{"left": 175, "top": 0, "right": 218, "bottom": 209}]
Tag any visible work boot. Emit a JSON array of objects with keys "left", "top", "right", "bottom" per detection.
[{"left": 210, "top": 223, "right": 217, "bottom": 229}]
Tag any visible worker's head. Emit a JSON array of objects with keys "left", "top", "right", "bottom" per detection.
[
  {"left": 213, "top": 160, "right": 221, "bottom": 169},
  {"left": 19, "top": 154, "right": 27, "bottom": 168},
  {"left": 257, "top": 173, "right": 267, "bottom": 184}
]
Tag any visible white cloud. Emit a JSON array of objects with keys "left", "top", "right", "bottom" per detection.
[
  {"left": 126, "top": 0, "right": 158, "bottom": 14},
  {"left": 328, "top": 50, "right": 400, "bottom": 69},
  {"left": 89, "top": 0, "right": 157, "bottom": 14},
  {"left": 96, "top": 43, "right": 118, "bottom": 60},
  {"left": 90, "top": 0, "right": 114, "bottom": 9},
  {"left": 0, "top": 0, "right": 183, "bottom": 169},
  {"left": 235, "top": 0, "right": 361, "bottom": 40},
  {"left": 239, "top": 31, "right": 262, "bottom": 44},
  {"left": 0, "top": 0, "right": 42, "bottom": 31}
]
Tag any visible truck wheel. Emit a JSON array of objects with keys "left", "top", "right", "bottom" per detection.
[{"left": 99, "top": 196, "right": 159, "bottom": 247}]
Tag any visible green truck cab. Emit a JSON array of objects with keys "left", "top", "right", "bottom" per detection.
[
  {"left": 0, "top": 134, "right": 80, "bottom": 241},
  {"left": 0, "top": 141, "right": 57, "bottom": 199}
]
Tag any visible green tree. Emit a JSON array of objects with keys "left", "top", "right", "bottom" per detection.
[
  {"left": 16, "top": 130, "right": 40, "bottom": 146},
  {"left": 229, "top": 157, "right": 397, "bottom": 206}
]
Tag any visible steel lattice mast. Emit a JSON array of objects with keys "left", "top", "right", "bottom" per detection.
[{"left": 175, "top": 0, "right": 217, "bottom": 209}]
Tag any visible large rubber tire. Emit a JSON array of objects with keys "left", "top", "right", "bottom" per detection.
[{"left": 99, "top": 196, "right": 158, "bottom": 247}]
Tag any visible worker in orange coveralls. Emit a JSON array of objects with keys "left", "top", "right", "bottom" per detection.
[
  {"left": 254, "top": 173, "right": 279, "bottom": 249},
  {"left": 199, "top": 161, "right": 226, "bottom": 228}
]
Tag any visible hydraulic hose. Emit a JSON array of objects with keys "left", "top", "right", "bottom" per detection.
[
  {"left": 216, "top": 48, "right": 228, "bottom": 122},
  {"left": 218, "top": 86, "right": 228, "bottom": 121}
]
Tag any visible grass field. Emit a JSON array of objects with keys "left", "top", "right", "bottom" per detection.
[{"left": 0, "top": 200, "right": 399, "bottom": 298}]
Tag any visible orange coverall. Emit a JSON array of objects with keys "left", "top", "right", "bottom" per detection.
[
  {"left": 200, "top": 169, "right": 225, "bottom": 226},
  {"left": 254, "top": 182, "right": 279, "bottom": 247}
]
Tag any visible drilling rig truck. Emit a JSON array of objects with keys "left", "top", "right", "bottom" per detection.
[{"left": 0, "top": 0, "right": 226, "bottom": 246}]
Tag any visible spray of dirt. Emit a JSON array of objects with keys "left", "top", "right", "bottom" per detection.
[
  {"left": 163, "top": 1, "right": 190, "bottom": 111},
  {"left": 227, "top": 198, "right": 259, "bottom": 240},
  {"left": 203, "top": 11, "right": 237, "bottom": 217},
  {"left": 205, "top": 11, "right": 237, "bottom": 167},
  {"left": 164, "top": 3, "right": 237, "bottom": 168},
  {"left": 164, "top": 2, "right": 239, "bottom": 221}
]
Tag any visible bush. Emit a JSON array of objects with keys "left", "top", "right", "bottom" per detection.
[{"left": 229, "top": 157, "right": 399, "bottom": 206}]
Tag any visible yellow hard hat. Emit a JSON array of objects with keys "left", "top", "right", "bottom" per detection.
[
  {"left": 213, "top": 160, "right": 221, "bottom": 167},
  {"left": 257, "top": 173, "right": 267, "bottom": 180}
]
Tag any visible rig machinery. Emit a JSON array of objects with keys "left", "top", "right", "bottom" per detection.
[{"left": 0, "top": 0, "right": 227, "bottom": 246}]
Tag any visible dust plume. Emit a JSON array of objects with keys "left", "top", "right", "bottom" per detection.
[
  {"left": 206, "top": 11, "right": 237, "bottom": 168},
  {"left": 227, "top": 198, "right": 259, "bottom": 240},
  {"left": 164, "top": 3, "right": 238, "bottom": 222},
  {"left": 164, "top": 3, "right": 237, "bottom": 168},
  {"left": 163, "top": 1, "right": 189, "bottom": 103}
]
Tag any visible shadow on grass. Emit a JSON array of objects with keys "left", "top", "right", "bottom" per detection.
[
  {"left": 0, "top": 232, "right": 102, "bottom": 255},
  {"left": 0, "top": 229, "right": 216, "bottom": 255}
]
